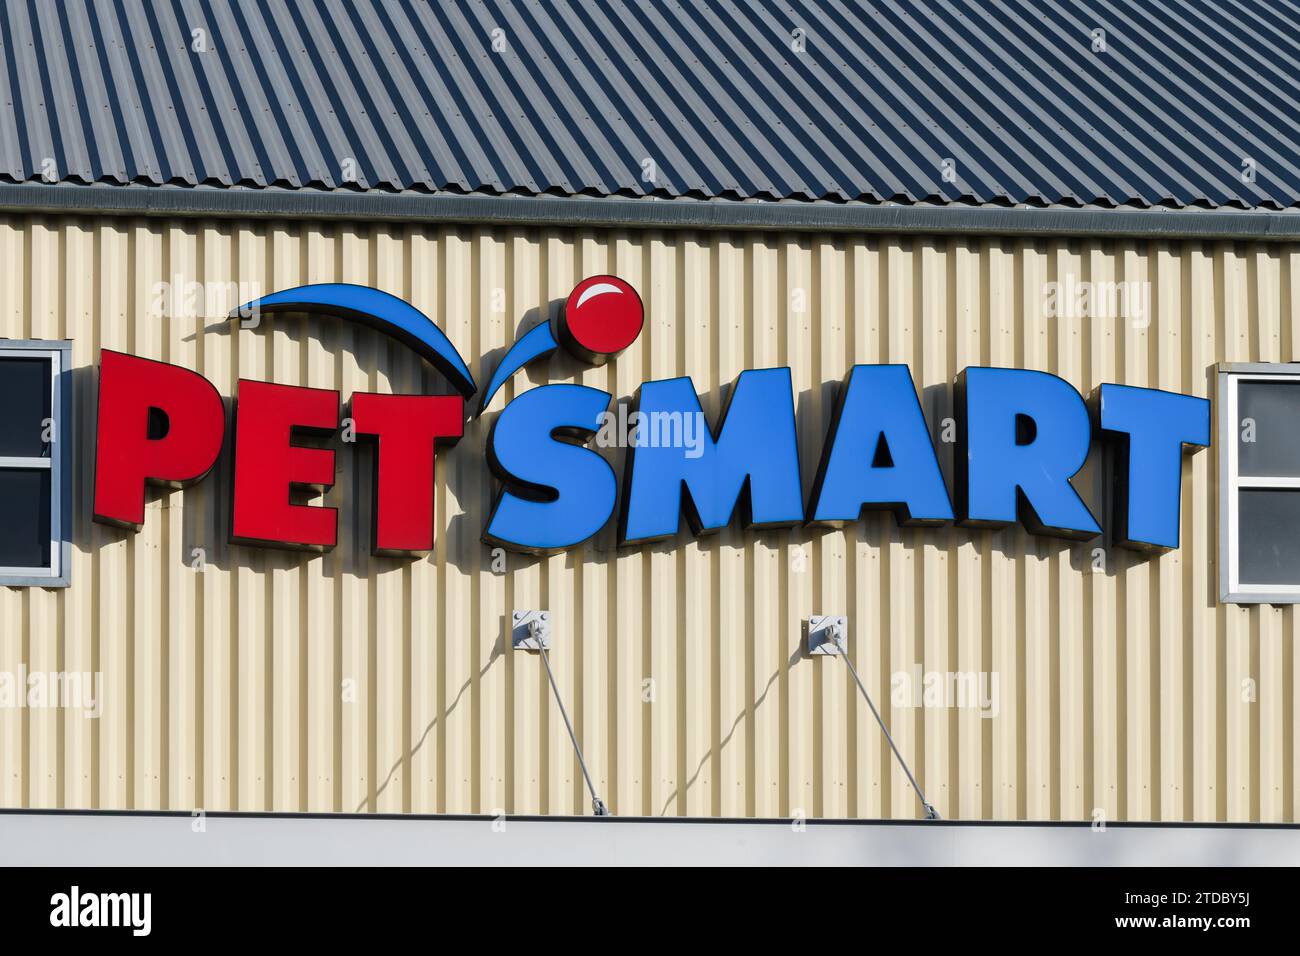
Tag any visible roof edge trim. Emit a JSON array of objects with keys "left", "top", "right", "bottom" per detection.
[{"left": 3, "top": 183, "right": 1300, "bottom": 241}]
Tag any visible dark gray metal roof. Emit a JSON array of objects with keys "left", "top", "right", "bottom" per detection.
[{"left": 2, "top": 0, "right": 1300, "bottom": 211}]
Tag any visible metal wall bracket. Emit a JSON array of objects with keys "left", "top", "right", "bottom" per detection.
[
  {"left": 512, "top": 610, "right": 551, "bottom": 651},
  {"left": 808, "top": 615, "right": 846, "bottom": 655}
]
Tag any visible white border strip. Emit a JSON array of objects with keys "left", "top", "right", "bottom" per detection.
[{"left": 1, "top": 812, "right": 1296, "bottom": 866}]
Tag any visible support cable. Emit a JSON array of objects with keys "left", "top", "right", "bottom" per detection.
[
  {"left": 839, "top": 648, "right": 939, "bottom": 820},
  {"left": 533, "top": 622, "right": 609, "bottom": 816}
]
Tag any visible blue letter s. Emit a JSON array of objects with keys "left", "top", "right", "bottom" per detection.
[{"left": 484, "top": 384, "right": 616, "bottom": 553}]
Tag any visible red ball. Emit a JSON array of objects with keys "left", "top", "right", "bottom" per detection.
[{"left": 560, "top": 275, "right": 643, "bottom": 363}]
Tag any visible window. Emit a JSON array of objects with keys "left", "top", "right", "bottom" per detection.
[
  {"left": 1220, "top": 363, "right": 1300, "bottom": 603},
  {"left": 0, "top": 341, "right": 71, "bottom": 587}
]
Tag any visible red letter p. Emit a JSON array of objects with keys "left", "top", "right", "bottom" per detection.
[{"left": 93, "top": 351, "right": 226, "bottom": 530}]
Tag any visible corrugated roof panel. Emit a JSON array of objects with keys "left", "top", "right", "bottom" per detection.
[{"left": 1, "top": 0, "right": 1299, "bottom": 210}]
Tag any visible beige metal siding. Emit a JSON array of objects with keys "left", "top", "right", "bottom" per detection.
[{"left": 0, "top": 215, "right": 1296, "bottom": 821}]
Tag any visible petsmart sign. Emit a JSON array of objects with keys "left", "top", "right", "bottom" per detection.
[{"left": 91, "top": 277, "right": 1210, "bottom": 557}]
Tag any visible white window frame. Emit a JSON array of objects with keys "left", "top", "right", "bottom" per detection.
[
  {"left": 1219, "top": 363, "right": 1300, "bottom": 604},
  {"left": 0, "top": 340, "right": 71, "bottom": 588}
]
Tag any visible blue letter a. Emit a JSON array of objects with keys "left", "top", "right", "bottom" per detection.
[{"left": 808, "top": 364, "right": 953, "bottom": 526}]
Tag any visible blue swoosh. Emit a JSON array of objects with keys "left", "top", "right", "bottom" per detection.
[
  {"left": 477, "top": 321, "right": 559, "bottom": 416},
  {"left": 238, "top": 283, "right": 476, "bottom": 398}
]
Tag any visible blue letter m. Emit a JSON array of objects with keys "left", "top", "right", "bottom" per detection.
[{"left": 620, "top": 368, "right": 804, "bottom": 544}]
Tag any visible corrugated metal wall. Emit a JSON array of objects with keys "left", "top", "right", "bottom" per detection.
[{"left": 0, "top": 215, "right": 1296, "bottom": 821}]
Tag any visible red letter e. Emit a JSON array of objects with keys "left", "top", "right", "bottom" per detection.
[{"left": 232, "top": 380, "right": 340, "bottom": 551}]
